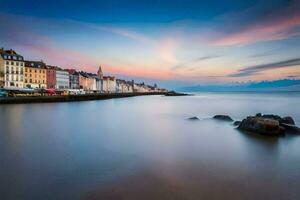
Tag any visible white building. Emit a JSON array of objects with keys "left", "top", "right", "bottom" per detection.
[
  {"left": 102, "top": 76, "right": 116, "bottom": 93},
  {"left": 116, "top": 79, "right": 133, "bottom": 93},
  {"left": 56, "top": 69, "right": 69, "bottom": 89},
  {"left": 0, "top": 48, "right": 24, "bottom": 88}
]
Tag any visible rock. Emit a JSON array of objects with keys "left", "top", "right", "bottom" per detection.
[
  {"left": 262, "top": 114, "right": 282, "bottom": 121},
  {"left": 280, "top": 116, "right": 295, "bottom": 125},
  {"left": 256, "top": 113, "right": 262, "bottom": 117},
  {"left": 213, "top": 115, "right": 233, "bottom": 121},
  {"left": 165, "top": 91, "right": 189, "bottom": 96},
  {"left": 188, "top": 116, "right": 199, "bottom": 120},
  {"left": 281, "top": 123, "right": 300, "bottom": 134},
  {"left": 238, "top": 116, "right": 285, "bottom": 136},
  {"left": 233, "top": 121, "right": 241, "bottom": 126}
]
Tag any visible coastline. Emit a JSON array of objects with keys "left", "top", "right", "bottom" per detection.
[{"left": 0, "top": 92, "right": 167, "bottom": 104}]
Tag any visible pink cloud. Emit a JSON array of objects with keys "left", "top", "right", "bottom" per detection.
[{"left": 214, "top": 16, "right": 300, "bottom": 46}]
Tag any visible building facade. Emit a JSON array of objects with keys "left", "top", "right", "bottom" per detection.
[
  {"left": 68, "top": 69, "right": 80, "bottom": 89},
  {"left": 46, "top": 65, "right": 57, "bottom": 89},
  {"left": 24, "top": 61, "right": 47, "bottom": 89},
  {"left": 79, "top": 72, "right": 96, "bottom": 91},
  {"left": 56, "top": 69, "right": 69, "bottom": 89},
  {"left": 116, "top": 79, "right": 133, "bottom": 93},
  {"left": 0, "top": 48, "right": 24, "bottom": 88},
  {"left": 103, "top": 76, "right": 116, "bottom": 93}
]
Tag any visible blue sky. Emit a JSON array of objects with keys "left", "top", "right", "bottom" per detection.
[{"left": 0, "top": 0, "right": 299, "bottom": 89}]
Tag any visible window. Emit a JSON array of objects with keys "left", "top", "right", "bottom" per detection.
[
  {"left": 6, "top": 61, "right": 9, "bottom": 65},
  {"left": 20, "top": 63, "right": 23, "bottom": 66},
  {"left": 16, "top": 62, "right": 19, "bottom": 66},
  {"left": 13, "top": 56, "right": 17, "bottom": 60},
  {"left": 11, "top": 61, "right": 14, "bottom": 65}
]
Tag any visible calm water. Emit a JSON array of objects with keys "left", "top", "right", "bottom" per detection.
[{"left": 1, "top": 92, "right": 300, "bottom": 200}]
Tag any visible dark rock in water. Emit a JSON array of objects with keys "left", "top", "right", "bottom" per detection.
[
  {"left": 280, "top": 116, "right": 295, "bottom": 125},
  {"left": 233, "top": 121, "right": 241, "bottom": 126},
  {"left": 165, "top": 91, "right": 189, "bottom": 96},
  {"left": 262, "top": 114, "right": 295, "bottom": 125},
  {"left": 188, "top": 116, "right": 199, "bottom": 120},
  {"left": 256, "top": 113, "right": 262, "bottom": 117},
  {"left": 281, "top": 123, "right": 300, "bottom": 134},
  {"left": 262, "top": 114, "right": 282, "bottom": 121},
  {"left": 238, "top": 116, "right": 285, "bottom": 136},
  {"left": 213, "top": 115, "right": 233, "bottom": 121}
]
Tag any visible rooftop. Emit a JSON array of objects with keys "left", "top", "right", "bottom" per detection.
[{"left": 0, "top": 48, "right": 24, "bottom": 61}]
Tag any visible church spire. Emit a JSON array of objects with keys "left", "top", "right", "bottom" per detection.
[{"left": 97, "top": 65, "right": 103, "bottom": 79}]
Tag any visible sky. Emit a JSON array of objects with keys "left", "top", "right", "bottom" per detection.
[{"left": 0, "top": 0, "right": 300, "bottom": 89}]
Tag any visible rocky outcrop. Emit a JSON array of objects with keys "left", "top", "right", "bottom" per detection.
[
  {"left": 238, "top": 117, "right": 285, "bottom": 136},
  {"left": 238, "top": 114, "right": 299, "bottom": 136},
  {"left": 188, "top": 116, "right": 199, "bottom": 120},
  {"left": 213, "top": 115, "right": 233, "bottom": 121}
]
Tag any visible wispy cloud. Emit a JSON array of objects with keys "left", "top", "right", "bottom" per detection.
[
  {"left": 229, "top": 58, "right": 300, "bottom": 77},
  {"left": 91, "top": 25, "right": 156, "bottom": 45},
  {"left": 171, "top": 55, "right": 220, "bottom": 71},
  {"left": 213, "top": 1, "right": 300, "bottom": 46}
]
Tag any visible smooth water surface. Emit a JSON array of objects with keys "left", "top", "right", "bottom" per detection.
[{"left": 1, "top": 92, "right": 300, "bottom": 200}]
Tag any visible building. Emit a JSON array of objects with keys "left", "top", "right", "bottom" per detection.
[
  {"left": 103, "top": 76, "right": 116, "bottom": 93},
  {"left": 79, "top": 72, "right": 95, "bottom": 91},
  {"left": 89, "top": 73, "right": 102, "bottom": 92},
  {"left": 67, "top": 69, "right": 80, "bottom": 89},
  {"left": 116, "top": 79, "right": 134, "bottom": 93},
  {"left": 134, "top": 82, "right": 150, "bottom": 93},
  {"left": 0, "top": 48, "right": 25, "bottom": 88},
  {"left": 46, "top": 65, "right": 57, "bottom": 89},
  {"left": 97, "top": 65, "right": 103, "bottom": 80},
  {"left": 56, "top": 69, "right": 69, "bottom": 89},
  {"left": 24, "top": 61, "right": 47, "bottom": 89}
]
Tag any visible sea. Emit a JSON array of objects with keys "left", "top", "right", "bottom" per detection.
[{"left": 1, "top": 92, "right": 300, "bottom": 200}]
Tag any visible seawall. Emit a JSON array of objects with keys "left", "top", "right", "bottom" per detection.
[{"left": 0, "top": 92, "right": 166, "bottom": 104}]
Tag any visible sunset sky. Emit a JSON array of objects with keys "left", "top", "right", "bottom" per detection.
[{"left": 0, "top": 0, "right": 300, "bottom": 88}]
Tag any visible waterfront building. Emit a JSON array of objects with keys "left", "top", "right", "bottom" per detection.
[
  {"left": 56, "top": 68, "right": 69, "bottom": 89},
  {"left": 102, "top": 76, "right": 116, "bottom": 93},
  {"left": 46, "top": 65, "right": 58, "bottom": 89},
  {"left": 24, "top": 61, "right": 47, "bottom": 89},
  {"left": 116, "top": 79, "right": 134, "bottom": 93},
  {"left": 89, "top": 73, "right": 102, "bottom": 92},
  {"left": 67, "top": 69, "right": 80, "bottom": 89},
  {"left": 79, "top": 72, "right": 95, "bottom": 91},
  {"left": 0, "top": 48, "right": 25, "bottom": 88},
  {"left": 134, "top": 82, "right": 150, "bottom": 93}
]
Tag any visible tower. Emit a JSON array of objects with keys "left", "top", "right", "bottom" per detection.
[{"left": 97, "top": 65, "right": 103, "bottom": 79}]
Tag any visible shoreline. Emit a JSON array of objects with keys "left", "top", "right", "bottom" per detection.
[{"left": 0, "top": 92, "right": 167, "bottom": 104}]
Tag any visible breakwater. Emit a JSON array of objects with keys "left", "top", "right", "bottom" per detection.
[{"left": 0, "top": 92, "right": 166, "bottom": 104}]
